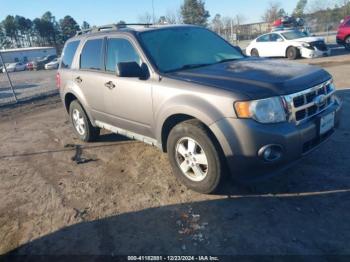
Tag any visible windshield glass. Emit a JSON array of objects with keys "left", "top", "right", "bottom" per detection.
[
  {"left": 282, "top": 30, "right": 308, "bottom": 40},
  {"left": 138, "top": 27, "right": 244, "bottom": 73}
]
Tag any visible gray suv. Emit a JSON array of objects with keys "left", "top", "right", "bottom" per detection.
[{"left": 58, "top": 24, "right": 342, "bottom": 193}]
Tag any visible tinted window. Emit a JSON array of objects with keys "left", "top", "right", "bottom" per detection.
[
  {"left": 106, "top": 38, "right": 141, "bottom": 72},
  {"left": 61, "top": 41, "right": 80, "bottom": 69},
  {"left": 257, "top": 34, "right": 270, "bottom": 42},
  {"left": 80, "top": 39, "right": 104, "bottom": 70},
  {"left": 270, "top": 33, "right": 283, "bottom": 42},
  {"left": 139, "top": 27, "right": 243, "bottom": 73},
  {"left": 282, "top": 31, "right": 308, "bottom": 40},
  {"left": 346, "top": 19, "right": 350, "bottom": 26}
]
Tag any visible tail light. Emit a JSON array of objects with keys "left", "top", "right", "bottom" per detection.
[{"left": 56, "top": 72, "right": 61, "bottom": 89}]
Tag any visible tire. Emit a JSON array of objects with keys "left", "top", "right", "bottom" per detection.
[
  {"left": 167, "top": 119, "right": 224, "bottom": 194},
  {"left": 345, "top": 36, "right": 350, "bottom": 51},
  {"left": 251, "top": 49, "right": 259, "bottom": 57},
  {"left": 286, "top": 46, "right": 299, "bottom": 60},
  {"left": 69, "top": 100, "right": 100, "bottom": 142}
]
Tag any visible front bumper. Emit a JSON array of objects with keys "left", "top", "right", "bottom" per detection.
[
  {"left": 210, "top": 101, "right": 342, "bottom": 182},
  {"left": 300, "top": 47, "right": 331, "bottom": 58}
]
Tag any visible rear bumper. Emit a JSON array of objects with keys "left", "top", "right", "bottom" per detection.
[{"left": 210, "top": 101, "right": 342, "bottom": 182}]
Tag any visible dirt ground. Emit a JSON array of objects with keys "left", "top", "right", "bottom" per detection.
[{"left": 0, "top": 58, "right": 350, "bottom": 257}]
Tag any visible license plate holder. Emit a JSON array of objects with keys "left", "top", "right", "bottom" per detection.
[{"left": 319, "top": 111, "right": 335, "bottom": 135}]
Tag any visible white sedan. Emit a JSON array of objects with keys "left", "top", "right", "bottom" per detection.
[
  {"left": 2, "top": 62, "right": 26, "bottom": 72},
  {"left": 246, "top": 30, "right": 331, "bottom": 59},
  {"left": 44, "top": 58, "right": 59, "bottom": 70}
]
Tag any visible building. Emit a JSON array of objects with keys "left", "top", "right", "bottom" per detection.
[{"left": 0, "top": 47, "right": 57, "bottom": 65}]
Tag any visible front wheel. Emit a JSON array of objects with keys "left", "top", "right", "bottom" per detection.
[
  {"left": 167, "top": 119, "right": 224, "bottom": 194},
  {"left": 345, "top": 36, "right": 350, "bottom": 51},
  {"left": 286, "top": 46, "right": 299, "bottom": 60}
]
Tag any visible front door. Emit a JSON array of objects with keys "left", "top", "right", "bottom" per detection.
[{"left": 102, "top": 37, "right": 154, "bottom": 138}]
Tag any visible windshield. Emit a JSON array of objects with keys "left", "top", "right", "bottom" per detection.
[
  {"left": 282, "top": 30, "right": 308, "bottom": 40},
  {"left": 138, "top": 27, "right": 244, "bottom": 73}
]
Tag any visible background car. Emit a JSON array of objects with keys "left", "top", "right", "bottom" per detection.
[
  {"left": 44, "top": 58, "right": 59, "bottom": 70},
  {"left": 2, "top": 62, "right": 26, "bottom": 72},
  {"left": 246, "top": 30, "right": 330, "bottom": 59},
  {"left": 336, "top": 16, "right": 350, "bottom": 51},
  {"left": 32, "top": 55, "right": 57, "bottom": 70}
]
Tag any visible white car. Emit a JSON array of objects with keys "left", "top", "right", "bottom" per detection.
[
  {"left": 44, "top": 58, "right": 59, "bottom": 70},
  {"left": 2, "top": 62, "right": 27, "bottom": 72},
  {"left": 246, "top": 30, "right": 331, "bottom": 59}
]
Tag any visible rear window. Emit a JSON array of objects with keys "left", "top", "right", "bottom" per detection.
[
  {"left": 80, "top": 39, "right": 104, "bottom": 71},
  {"left": 61, "top": 41, "right": 80, "bottom": 69},
  {"left": 257, "top": 34, "right": 270, "bottom": 42}
]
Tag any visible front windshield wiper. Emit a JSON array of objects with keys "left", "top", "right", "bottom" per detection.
[
  {"left": 216, "top": 58, "right": 241, "bottom": 64},
  {"left": 165, "top": 63, "right": 213, "bottom": 73}
]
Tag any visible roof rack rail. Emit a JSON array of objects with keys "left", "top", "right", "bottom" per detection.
[{"left": 75, "top": 23, "right": 153, "bottom": 36}]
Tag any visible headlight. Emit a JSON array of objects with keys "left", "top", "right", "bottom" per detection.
[
  {"left": 301, "top": 42, "right": 311, "bottom": 48},
  {"left": 234, "top": 97, "right": 286, "bottom": 123}
]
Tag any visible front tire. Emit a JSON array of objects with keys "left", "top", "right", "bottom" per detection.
[
  {"left": 345, "top": 36, "right": 350, "bottom": 51},
  {"left": 286, "top": 46, "right": 299, "bottom": 60},
  {"left": 69, "top": 100, "right": 100, "bottom": 142},
  {"left": 167, "top": 119, "right": 224, "bottom": 194}
]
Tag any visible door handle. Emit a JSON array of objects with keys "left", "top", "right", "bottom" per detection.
[
  {"left": 105, "top": 81, "right": 116, "bottom": 89},
  {"left": 75, "top": 76, "right": 82, "bottom": 84}
]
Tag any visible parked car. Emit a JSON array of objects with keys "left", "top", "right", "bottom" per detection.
[
  {"left": 336, "top": 16, "right": 350, "bottom": 51},
  {"left": 33, "top": 55, "right": 57, "bottom": 70},
  {"left": 45, "top": 58, "right": 59, "bottom": 70},
  {"left": 2, "top": 62, "right": 26, "bottom": 72},
  {"left": 58, "top": 24, "right": 341, "bottom": 193},
  {"left": 246, "top": 30, "right": 330, "bottom": 59}
]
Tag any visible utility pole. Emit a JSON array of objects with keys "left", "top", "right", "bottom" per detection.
[{"left": 0, "top": 51, "right": 17, "bottom": 103}]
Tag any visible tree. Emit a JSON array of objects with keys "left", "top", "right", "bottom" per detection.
[
  {"left": 181, "top": 0, "right": 210, "bottom": 26},
  {"left": 293, "top": 0, "right": 308, "bottom": 17},
  {"left": 211, "top": 14, "right": 223, "bottom": 34},
  {"left": 81, "top": 21, "right": 90, "bottom": 30},
  {"left": 0, "top": 25, "right": 11, "bottom": 49},
  {"left": 138, "top": 12, "right": 153, "bottom": 24},
  {"left": 262, "top": 2, "right": 284, "bottom": 23},
  {"left": 2, "top": 15, "right": 18, "bottom": 46},
  {"left": 59, "top": 16, "right": 80, "bottom": 42}
]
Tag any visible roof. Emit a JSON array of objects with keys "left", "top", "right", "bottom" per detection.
[
  {"left": 0, "top": 46, "right": 56, "bottom": 53},
  {"left": 71, "top": 24, "right": 198, "bottom": 40}
]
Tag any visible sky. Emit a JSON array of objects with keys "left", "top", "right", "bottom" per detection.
[{"left": 0, "top": 0, "right": 298, "bottom": 26}]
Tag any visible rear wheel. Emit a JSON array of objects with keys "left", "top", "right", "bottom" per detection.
[
  {"left": 167, "top": 119, "right": 224, "bottom": 194},
  {"left": 286, "top": 46, "right": 299, "bottom": 60},
  {"left": 69, "top": 100, "right": 100, "bottom": 142},
  {"left": 345, "top": 36, "right": 350, "bottom": 51},
  {"left": 251, "top": 49, "right": 259, "bottom": 57}
]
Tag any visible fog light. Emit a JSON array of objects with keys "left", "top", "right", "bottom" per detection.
[{"left": 258, "top": 145, "right": 283, "bottom": 162}]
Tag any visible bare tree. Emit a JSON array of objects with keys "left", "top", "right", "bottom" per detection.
[
  {"left": 262, "top": 1, "right": 282, "bottom": 23},
  {"left": 138, "top": 12, "right": 153, "bottom": 24}
]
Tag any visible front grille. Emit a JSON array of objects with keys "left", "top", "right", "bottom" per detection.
[
  {"left": 283, "top": 80, "right": 335, "bottom": 124},
  {"left": 310, "top": 41, "right": 328, "bottom": 51}
]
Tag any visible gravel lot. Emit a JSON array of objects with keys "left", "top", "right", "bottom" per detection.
[
  {"left": 0, "top": 70, "right": 57, "bottom": 105},
  {"left": 0, "top": 55, "right": 349, "bottom": 257}
]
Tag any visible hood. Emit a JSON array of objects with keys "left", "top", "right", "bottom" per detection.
[
  {"left": 293, "top": 36, "right": 324, "bottom": 43},
  {"left": 166, "top": 58, "right": 331, "bottom": 99}
]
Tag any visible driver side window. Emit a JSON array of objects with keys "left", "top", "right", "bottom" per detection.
[{"left": 106, "top": 38, "right": 142, "bottom": 72}]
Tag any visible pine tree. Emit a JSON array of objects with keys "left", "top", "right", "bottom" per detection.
[{"left": 181, "top": 0, "right": 210, "bottom": 26}]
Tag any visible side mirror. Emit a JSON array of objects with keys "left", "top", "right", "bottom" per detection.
[
  {"left": 116, "top": 62, "right": 143, "bottom": 78},
  {"left": 276, "top": 38, "right": 283, "bottom": 42}
]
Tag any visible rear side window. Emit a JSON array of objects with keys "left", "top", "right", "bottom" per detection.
[
  {"left": 80, "top": 39, "right": 104, "bottom": 70},
  {"left": 61, "top": 41, "right": 80, "bottom": 69},
  {"left": 346, "top": 19, "right": 350, "bottom": 26},
  {"left": 106, "top": 38, "right": 141, "bottom": 72}
]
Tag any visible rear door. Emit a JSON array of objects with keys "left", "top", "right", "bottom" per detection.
[{"left": 71, "top": 37, "right": 111, "bottom": 121}]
